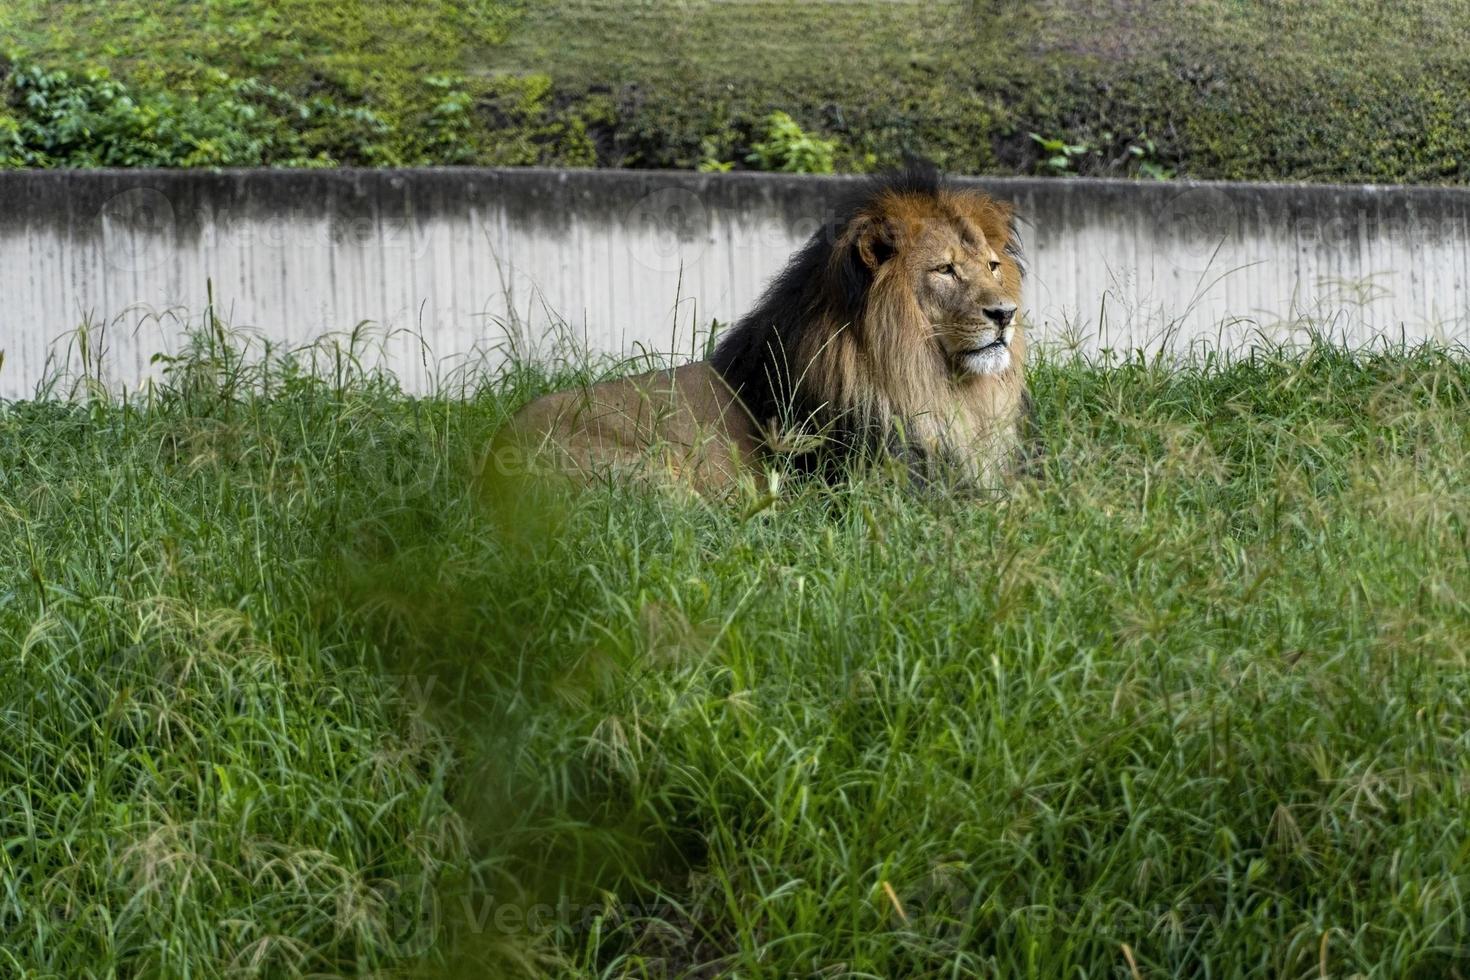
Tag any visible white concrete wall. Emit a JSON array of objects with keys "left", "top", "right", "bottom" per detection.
[{"left": 2, "top": 168, "right": 1467, "bottom": 399}]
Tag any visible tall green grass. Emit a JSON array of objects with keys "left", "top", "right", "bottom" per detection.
[{"left": 2, "top": 323, "right": 1468, "bottom": 977}]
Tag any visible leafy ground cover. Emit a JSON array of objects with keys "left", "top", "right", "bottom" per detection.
[
  {"left": 4, "top": 0, "right": 1470, "bottom": 181},
  {"left": 2, "top": 317, "right": 1468, "bottom": 976}
]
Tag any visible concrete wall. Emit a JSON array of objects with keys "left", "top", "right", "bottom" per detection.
[{"left": 2, "top": 167, "right": 1468, "bottom": 398}]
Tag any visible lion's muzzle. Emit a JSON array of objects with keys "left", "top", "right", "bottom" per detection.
[{"left": 983, "top": 303, "right": 1016, "bottom": 328}]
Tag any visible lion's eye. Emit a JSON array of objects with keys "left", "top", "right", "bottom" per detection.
[
  {"left": 934, "top": 263, "right": 957, "bottom": 277},
  {"left": 988, "top": 260, "right": 1001, "bottom": 273}
]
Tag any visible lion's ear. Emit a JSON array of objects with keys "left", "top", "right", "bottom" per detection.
[
  {"left": 851, "top": 214, "right": 898, "bottom": 271},
  {"left": 833, "top": 213, "right": 900, "bottom": 315},
  {"left": 965, "top": 196, "right": 1018, "bottom": 255}
]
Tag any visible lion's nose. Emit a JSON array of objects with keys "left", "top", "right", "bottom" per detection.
[{"left": 983, "top": 304, "right": 1016, "bottom": 328}]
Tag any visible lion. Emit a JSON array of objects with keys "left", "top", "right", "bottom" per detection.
[{"left": 493, "top": 169, "right": 1028, "bottom": 494}]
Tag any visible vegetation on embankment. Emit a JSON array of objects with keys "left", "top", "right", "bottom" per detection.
[{"left": 3, "top": 0, "right": 1470, "bottom": 182}]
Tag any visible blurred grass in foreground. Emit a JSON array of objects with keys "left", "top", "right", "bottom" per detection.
[{"left": 1, "top": 323, "right": 1468, "bottom": 978}]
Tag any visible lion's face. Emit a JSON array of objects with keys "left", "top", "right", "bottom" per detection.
[
  {"left": 907, "top": 216, "right": 1019, "bottom": 376},
  {"left": 850, "top": 193, "right": 1023, "bottom": 378}
]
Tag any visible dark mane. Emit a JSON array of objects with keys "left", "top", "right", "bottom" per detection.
[{"left": 709, "top": 166, "right": 945, "bottom": 451}]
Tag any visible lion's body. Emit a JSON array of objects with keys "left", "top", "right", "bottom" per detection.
[
  {"left": 499, "top": 169, "right": 1029, "bottom": 494},
  {"left": 496, "top": 362, "right": 762, "bottom": 494}
]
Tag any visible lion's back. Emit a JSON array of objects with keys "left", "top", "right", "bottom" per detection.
[{"left": 491, "top": 362, "right": 759, "bottom": 493}]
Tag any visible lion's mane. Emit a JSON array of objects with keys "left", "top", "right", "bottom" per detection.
[{"left": 710, "top": 168, "right": 1029, "bottom": 481}]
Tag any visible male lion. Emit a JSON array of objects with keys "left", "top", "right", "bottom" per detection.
[{"left": 495, "top": 169, "right": 1028, "bottom": 493}]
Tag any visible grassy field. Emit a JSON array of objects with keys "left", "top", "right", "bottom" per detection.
[{"left": 3, "top": 325, "right": 1470, "bottom": 977}]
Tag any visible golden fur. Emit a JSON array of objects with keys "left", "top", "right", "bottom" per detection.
[
  {"left": 489, "top": 361, "right": 762, "bottom": 495},
  {"left": 495, "top": 170, "right": 1028, "bottom": 494}
]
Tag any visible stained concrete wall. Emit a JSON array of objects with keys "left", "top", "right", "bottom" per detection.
[{"left": 2, "top": 167, "right": 1467, "bottom": 398}]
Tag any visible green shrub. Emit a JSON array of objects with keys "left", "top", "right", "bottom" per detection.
[
  {"left": 0, "top": 110, "right": 21, "bottom": 166},
  {"left": 745, "top": 111, "right": 837, "bottom": 174},
  {"left": 4, "top": 60, "right": 256, "bottom": 167},
  {"left": 1030, "top": 132, "right": 1090, "bottom": 174},
  {"left": 0, "top": 57, "right": 335, "bottom": 167}
]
